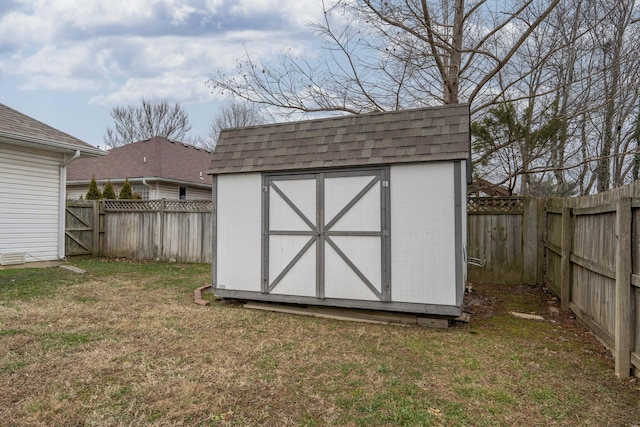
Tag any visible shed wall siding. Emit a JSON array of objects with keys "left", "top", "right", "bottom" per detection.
[
  {"left": 216, "top": 173, "right": 262, "bottom": 291},
  {"left": 390, "top": 162, "right": 457, "bottom": 306},
  {"left": 0, "top": 143, "right": 63, "bottom": 263}
]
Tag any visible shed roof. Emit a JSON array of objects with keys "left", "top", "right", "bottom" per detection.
[
  {"left": 0, "top": 102, "right": 104, "bottom": 156},
  {"left": 208, "top": 104, "right": 470, "bottom": 175},
  {"left": 67, "top": 136, "right": 213, "bottom": 186}
]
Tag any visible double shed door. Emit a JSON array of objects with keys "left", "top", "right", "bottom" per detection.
[{"left": 262, "top": 169, "right": 390, "bottom": 302}]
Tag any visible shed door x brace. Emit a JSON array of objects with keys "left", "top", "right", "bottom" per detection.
[{"left": 262, "top": 168, "right": 391, "bottom": 302}]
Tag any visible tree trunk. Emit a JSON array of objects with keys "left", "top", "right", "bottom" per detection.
[{"left": 444, "top": 0, "right": 464, "bottom": 104}]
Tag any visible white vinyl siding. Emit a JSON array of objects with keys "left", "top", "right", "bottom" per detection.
[
  {"left": 66, "top": 185, "right": 87, "bottom": 200},
  {"left": 157, "top": 183, "right": 211, "bottom": 200},
  {"left": 0, "top": 143, "right": 63, "bottom": 263},
  {"left": 157, "top": 183, "right": 180, "bottom": 200},
  {"left": 184, "top": 186, "right": 211, "bottom": 200}
]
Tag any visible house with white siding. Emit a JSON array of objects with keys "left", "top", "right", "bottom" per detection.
[
  {"left": 0, "top": 102, "right": 105, "bottom": 268},
  {"left": 66, "top": 136, "right": 212, "bottom": 200}
]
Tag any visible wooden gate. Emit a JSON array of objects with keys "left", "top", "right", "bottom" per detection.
[
  {"left": 65, "top": 201, "right": 96, "bottom": 256},
  {"left": 263, "top": 169, "right": 390, "bottom": 301},
  {"left": 466, "top": 197, "right": 526, "bottom": 284}
]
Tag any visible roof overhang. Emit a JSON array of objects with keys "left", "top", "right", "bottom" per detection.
[
  {"left": 208, "top": 104, "right": 471, "bottom": 176},
  {"left": 0, "top": 130, "right": 106, "bottom": 157}
]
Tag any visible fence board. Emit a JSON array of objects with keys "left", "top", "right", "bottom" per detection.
[
  {"left": 162, "top": 211, "right": 212, "bottom": 263},
  {"left": 634, "top": 287, "right": 640, "bottom": 375},
  {"left": 543, "top": 209, "right": 563, "bottom": 296}
]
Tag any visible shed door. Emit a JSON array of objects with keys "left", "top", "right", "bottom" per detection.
[{"left": 263, "top": 169, "right": 390, "bottom": 302}]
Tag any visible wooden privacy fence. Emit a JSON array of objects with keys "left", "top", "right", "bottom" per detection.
[
  {"left": 65, "top": 199, "right": 212, "bottom": 263},
  {"left": 469, "top": 189, "right": 640, "bottom": 378},
  {"left": 544, "top": 182, "right": 640, "bottom": 378},
  {"left": 467, "top": 197, "right": 544, "bottom": 285}
]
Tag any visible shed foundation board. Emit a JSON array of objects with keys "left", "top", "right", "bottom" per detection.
[
  {"left": 243, "top": 302, "right": 451, "bottom": 328},
  {"left": 214, "top": 288, "right": 462, "bottom": 316}
]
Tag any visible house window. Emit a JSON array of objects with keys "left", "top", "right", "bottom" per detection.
[
  {"left": 179, "top": 186, "right": 187, "bottom": 200},
  {"left": 133, "top": 185, "right": 149, "bottom": 200}
]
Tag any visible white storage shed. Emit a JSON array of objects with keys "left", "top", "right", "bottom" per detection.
[{"left": 208, "top": 105, "right": 470, "bottom": 316}]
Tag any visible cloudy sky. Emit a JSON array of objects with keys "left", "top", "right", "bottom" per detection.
[{"left": 0, "top": 0, "right": 325, "bottom": 148}]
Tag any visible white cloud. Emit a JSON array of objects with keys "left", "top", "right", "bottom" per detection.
[
  {"left": 6, "top": 44, "right": 103, "bottom": 91},
  {"left": 82, "top": 29, "right": 310, "bottom": 104},
  {"left": 0, "top": 9, "right": 54, "bottom": 48},
  {"left": 89, "top": 74, "right": 211, "bottom": 106},
  {"left": 228, "top": 0, "right": 324, "bottom": 27},
  {"left": 170, "top": 4, "right": 197, "bottom": 25},
  {"left": 0, "top": 0, "right": 330, "bottom": 141}
]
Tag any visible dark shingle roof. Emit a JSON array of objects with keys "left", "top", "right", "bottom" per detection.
[
  {"left": 0, "top": 102, "right": 103, "bottom": 155},
  {"left": 208, "top": 104, "right": 470, "bottom": 175},
  {"left": 67, "top": 136, "right": 213, "bottom": 185}
]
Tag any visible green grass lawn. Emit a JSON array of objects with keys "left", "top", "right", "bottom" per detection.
[{"left": 1, "top": 257, "right": 639, "bottom": 426}]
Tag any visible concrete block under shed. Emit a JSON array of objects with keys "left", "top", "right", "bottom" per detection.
[{"left": 417, "top": 317, "right": 450, "bottom": 329}]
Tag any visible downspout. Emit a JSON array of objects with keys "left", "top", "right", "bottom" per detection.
[
  {"left": 142, "top": 178, "right": 152, "bottom": 199},
  {"left": 58, "top": 150, "right": 81, "bottom": 260}
]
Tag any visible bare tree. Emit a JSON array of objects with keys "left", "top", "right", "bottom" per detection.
[
  {"left": 104, "top": 99, "right": 192, "bottom": 148},
  {"left": 472, "top": 0, "right": 594, "bottom": 196},
  {"left": 591, "top": 0, "right": 640, "bottom": 191},
  {"left": 209, "top": 0, "right": 640, "bottom": 195},
  {"left": 209, "top": 0, "right": 561, "bottom": 117},
  {"left": 206, "top": 101, "right": 267, "bottom": 150}
]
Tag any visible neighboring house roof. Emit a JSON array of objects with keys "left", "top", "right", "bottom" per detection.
[
  {"left": 208, "top": 104, "right": 470, "bottom": 175},
  {"left": 67, "top": 136, "right": 213, "bottom": 186},
  {"left": 468, "top": 177, "right": 511, "bottom": 197},
  {"left": 0, "top": 102, "right": 104, "bottom": 157}
]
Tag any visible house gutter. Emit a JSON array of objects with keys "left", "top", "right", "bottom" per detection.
[
  {"left": 58, "top": 150, "right": 81, "bottom": 260},
  {"left": 0, "top": 130, "right": 105, "bottom": 157}
]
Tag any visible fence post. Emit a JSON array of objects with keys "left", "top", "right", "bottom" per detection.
[
  {"left": 91, "top": 199, "right": 99, "bottom": 256},
  {"left": 158, "top": 199, "right": 166, "bottom": 261},
  {"left": 99, "top": 201, "right": 105, "bottom": 256},
  {"left": 560, "top": 203, "right": 572, "bottom": 312},
  {"left": 615, "top": 196, "right": 632, "bottom": 378}
]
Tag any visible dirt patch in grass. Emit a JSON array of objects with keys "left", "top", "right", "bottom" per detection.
[{"left": 1, "top": 259, "right": 639, "bottom": 426}]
